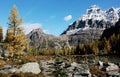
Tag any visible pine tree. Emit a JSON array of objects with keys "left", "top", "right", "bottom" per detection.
[
  {"left": 5, "top": 5, "right": 27, "bottom": 57},
  {"left": 0, "top": 26, "right": 3, "bottom": 42},
  {"left": 104, "top": 38, "right": 111, "bottom": 54},
  {"left": 8, "top": 5, "right": 23, "bottom": 35}
]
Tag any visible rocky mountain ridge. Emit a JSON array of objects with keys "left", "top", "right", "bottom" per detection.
[
  {"left": 27, "top": 28, "right": 70, "bottom": 50},
  {"left": 61, "top": 5, "right": 120, "bottom": 45},
  {"left": 27, "top": 5, "right": 120, "bottom": 48},
  {"left": 61, "top": 5, "right": 120, "bottom": 35}
]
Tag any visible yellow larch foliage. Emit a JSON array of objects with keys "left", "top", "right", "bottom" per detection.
[
  {"left": 5, "top": 5, "right": 27, "bottom": 57},
  {"left": 8, "top": 5, "right": 23, "bottom": 25},
  {"left": 5, "top": 26, "right": 27, "bottom": 56}
]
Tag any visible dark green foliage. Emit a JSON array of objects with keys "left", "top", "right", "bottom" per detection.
[
  {"left": 53, "top": 54, "right": 68, "bottom": 77},
  {"left": 101, "top": 19, "right": 120, "bottom": 39},
  {"left": 100, "top": 19, "right": 120, "bottom": 55}
]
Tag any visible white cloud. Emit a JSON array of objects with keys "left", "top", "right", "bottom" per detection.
[
  {"left": 2, "top": 23, "right": 48, "bottom": 38},
  {"left": 64, "top": 15, "right": 72, "bottom": 21},
  {"left": 20, "top": 23, "right": 42, "bottom": 34},
  {"left": 2, "top": 23, "right": 42, "bottom": 37}
]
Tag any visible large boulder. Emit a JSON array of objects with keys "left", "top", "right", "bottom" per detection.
[
  {"left": 40, "top": 60, "right": 54, "bottom": 76},
  {"left": 106, "top": 64, "right": 119, "bottom": 71},
  {"left": 17, "top": 62, "right": 41, "bottom": 74},
  {"left": 0, "top": 65, "right": 18, "bottom": 74},
  {"left": 107, "top": 71, "right": 120, "bottom": 77},
  {"left": 67, "top": 62, "right": 91, "bottom": 77}
]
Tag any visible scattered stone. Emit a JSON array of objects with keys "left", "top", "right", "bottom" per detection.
[
  {"left": 67, "top": 62, "right": 91, "bottom": 77},
  {"left": 98, "top": 61, "right": 103, "bottom": 66},
  {"left": 17, "top": 62, "right": 41, "bottom": 74},
  {"left": 0, "top": 65, "right": 17, "bottom": 74},
  {"left": 108, "top": 62, "right": 115, "bottom": 66},
  {"left": 40, "top": 60, "right": 54, "bottom": 76},
  {"left": 9, "top": 68, "right": 18, "bottom": 73},
  {"left": 106, "top": 64, "right": 119, "bottom": 71},
  {"left": 107, "top": 71, "right": 120, "bottom": 77}
]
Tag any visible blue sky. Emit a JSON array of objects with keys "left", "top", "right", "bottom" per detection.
[{"left": 0, "top": 0, "right": 120, "bottom": 36}]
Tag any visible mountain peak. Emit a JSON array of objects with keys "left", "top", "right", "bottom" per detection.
[
  {"left": 87, "top": 5, "right": 101, "bottom": 14},
  {"left": 61, "top": 5, "right": 120, "bottom": 35},
  {"left": 88, "top": 5, "right": 101, "bottom": 12},
  {"left": 30, "top": 28, "right": 43, "bottom": 34},
  {"left": 80, "top": 5, "right": 105, "bottom": 21},
  {"left": 90, "top": 5, "right": 99, "bottom": 8},
  {"left": 106, "top": 7, "right": 119, "bottom": 23}
]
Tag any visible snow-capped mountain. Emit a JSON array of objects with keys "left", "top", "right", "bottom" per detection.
[
  {"left": 105, "top": 7, "right": 119, "bottom": 23},
  {"left": 61, "top": 5, "right": 120, "bottom": 35},
  {"left": 61, "top": 5, "right": 120, "bottom": 45},
  {"left": 116, "top": 8, "right": 120, "bottom": 17},
  {"left": 80, "top": 5, "right": 106, "bottom": 21}
]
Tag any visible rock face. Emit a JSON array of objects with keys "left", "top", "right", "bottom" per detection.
[
  {"left": 106, "top": 7, "right": 120, "bottom": 23},
  {"left": 17, "top": 62, "right": 41, "bottom": 74},
  {"left": 62, "top": 5, "right": 120, "bottom": 35},
  {"left": 27, "top": 28, "right": 70, "bottom": 50},
  {"left": 40, "top": 60, "right": 91, "bottom": 77},
  {"left": 40, "top": 60, "right": 54, "bottom": 76},
  {"left": 68, "top": 28, "right": 104, "bottom": 45},
  {"left": 61, "top": 5, "right": 120, "bottom": 45},
  {"left": 101, "top": 19, "right": 120, "bottom": 39},
  {"left": 0, "top": 65, "right": 18, "bottom": 74},
  {"left": 106, "top": 64, "right": 120, "bottom": 77},
  {"left": 98, "top": 61, "right": 120, "bottom": 77},
  {"left": 106, "top": 63, "right": 119, "bottom": 71},
  {"left": 67, "top": 62, "right": 91, "bottom": 77}
]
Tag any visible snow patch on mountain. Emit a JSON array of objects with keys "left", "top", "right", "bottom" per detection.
[
  {"left": 80, "top": 5, "right": 106, "bottom": 21},
  {"left": 80, "top": 5, "right": 120, "bottom": 23},
  {"left": 61, "top": 5, "right": 120, "bottom": 35},
  {"left": 105, "top": 7, "right": 119, "bottom": 23},
  {"left": 66, "top": 28, "right": 81, "bottom": 35}
]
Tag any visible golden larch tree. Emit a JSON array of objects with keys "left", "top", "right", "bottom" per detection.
[{"left": 5, "top": 5, "right": 27, "bottom": 57}]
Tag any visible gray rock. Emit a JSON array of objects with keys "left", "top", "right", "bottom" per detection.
[
  {"left": 27, "top": 28, "right": 70, "bottom": 50},
  {"left": 17, "top": 62, "right": 41, "bottom": 74},
  {"left": 9, "top": 68, "right": 18, "bottom": 73},
  {"left": 40, "top": 60, "right": 54, "bottom": 76},
  {"left": 107, "top": 71, "right": 120, "bottom": 77},
  {"left": 108, "top": 62, "right": 115, "bottom": 66},
  {"left": 0, "top": 65, "right": 17, "bottom": 74},
  {"left": 3, "top": 50, "right": 9, "bottom": 57},
  {"left": 67, "top": 62, "right": 91, "bottom": 77},
  {"left": 106, "top": 64, "right": 119, "bottom": 71},
  {"left": 98, "top": 61, "right": 103, "bottom": 66}
]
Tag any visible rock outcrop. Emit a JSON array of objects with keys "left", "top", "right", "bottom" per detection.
[
  {"left": 17, "top": 62, "right": 41, "bottom": 74},
  {"left": 27, "top": 28, "right": 70, "bottom": 50},
  {"left": 61, "top": 5, "right": 120, "bottom": 45}
]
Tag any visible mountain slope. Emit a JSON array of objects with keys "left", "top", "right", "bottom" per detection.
[
  {"left": 27, "top": 28, "right": 70, "bottom": 50},
  {"left": 101, "top": 19, "right": 120, "bottom": 39},
  {"left": 61, "top": 5, "right": 120, "bottom": 45},
  {"left": 62, "top": 5, "right": 120, "bottom": 35}
]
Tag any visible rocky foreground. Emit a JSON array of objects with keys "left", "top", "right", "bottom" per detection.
[{"left": 0, "top": 57, "right": 120, "bottom": 77}]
